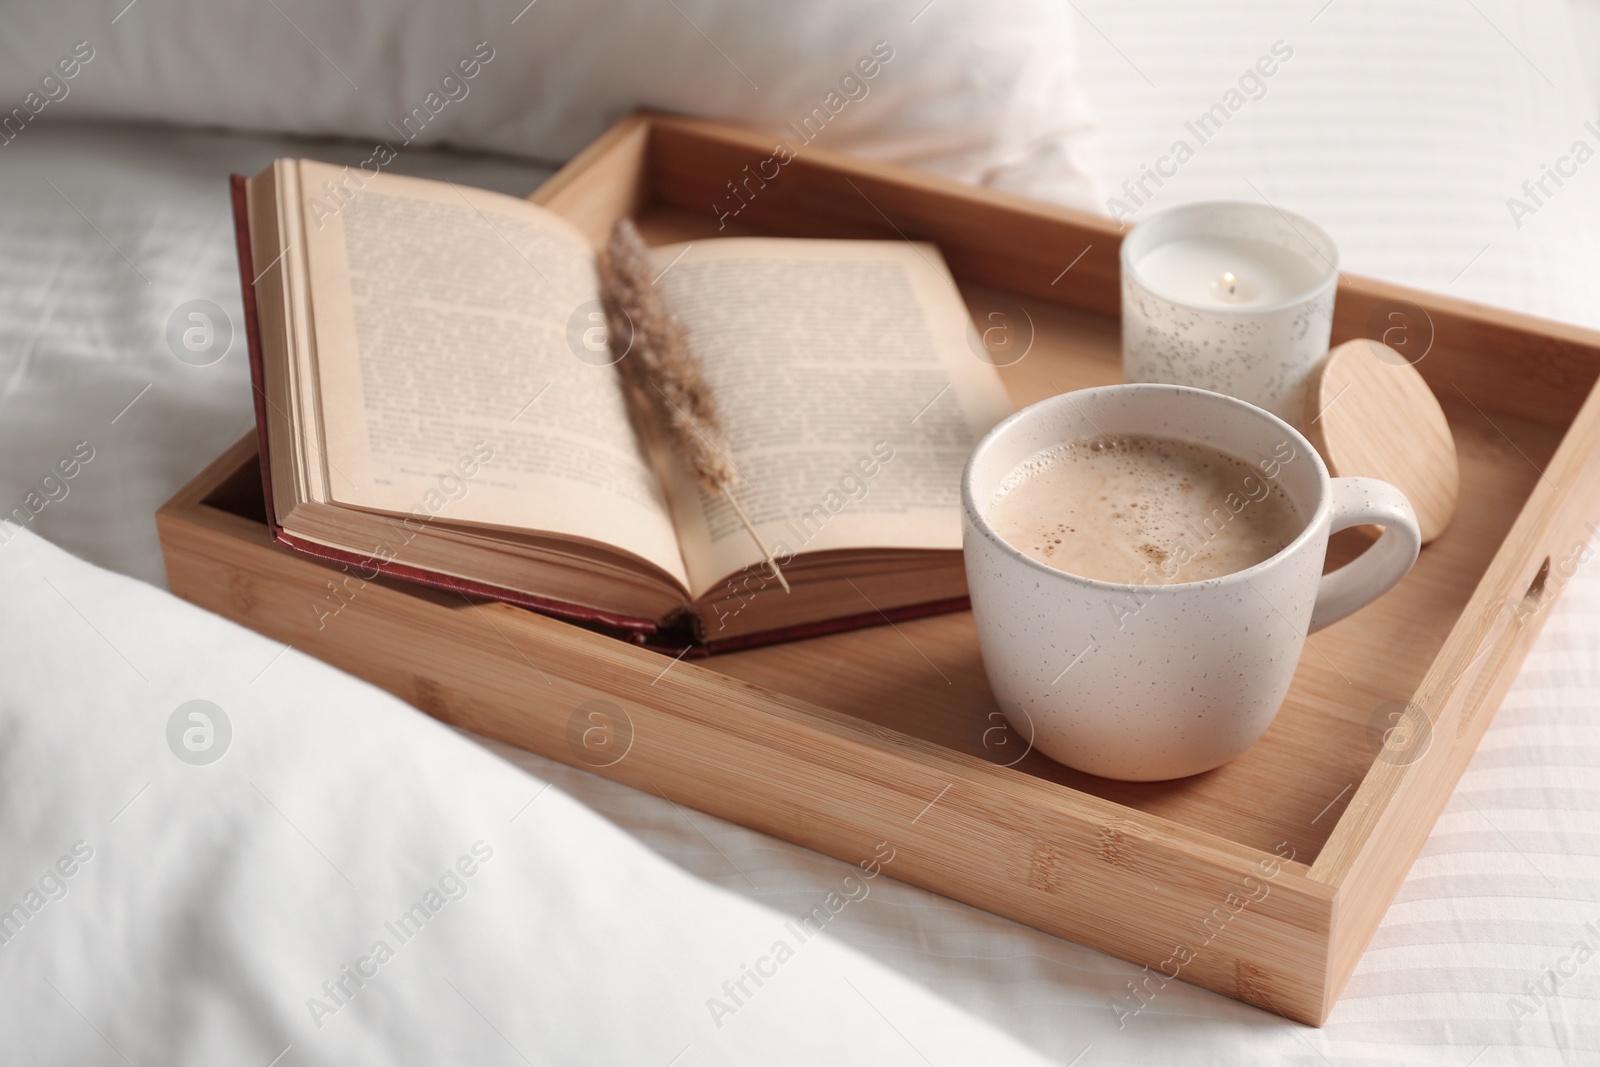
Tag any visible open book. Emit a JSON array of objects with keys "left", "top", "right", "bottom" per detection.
[{"left": 237, "top": 159, "right": 1013, "bottom": 649}]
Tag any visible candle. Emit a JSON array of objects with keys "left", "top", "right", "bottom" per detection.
[
  {"left": 1134, "top": 236, "right": 1329, "bottom": 308},
  {"left": 1120, "top": 202, "right": 1339, "bottom": 427}
]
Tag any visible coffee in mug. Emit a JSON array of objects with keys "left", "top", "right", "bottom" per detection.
[{"left": 985, "top": 434, "right": 1304, "bottom": 586}]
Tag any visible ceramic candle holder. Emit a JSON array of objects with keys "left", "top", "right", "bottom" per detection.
[{"left": 1120, "top": 201, "right": 1339, "bottom": 428}]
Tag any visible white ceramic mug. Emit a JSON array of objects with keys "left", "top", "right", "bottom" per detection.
[
  {"left": 1121, "top": 201, "right": 1338, "bottom": 428},
  {"left": 961, "top": 384, "right": 1421, "bottom": 781}
]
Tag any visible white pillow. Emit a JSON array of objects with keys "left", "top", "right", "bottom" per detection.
[{"left": 0, "top": 0, "right": 1100, "bottom": 210}]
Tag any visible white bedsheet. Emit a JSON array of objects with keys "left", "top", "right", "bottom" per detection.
[
  {"left": 2, "top": 2, "right": 1599, "bottom": 1061},
  {"left": 1074, "top": 0, "right": 1600, "bottom": 331}
]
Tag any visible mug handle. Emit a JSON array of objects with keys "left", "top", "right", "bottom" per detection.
[{"left": 1309, "top": 477, "right": 1422, "bottom": 633}]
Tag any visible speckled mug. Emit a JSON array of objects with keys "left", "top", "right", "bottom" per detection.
[
  {"left": 961, "top": 384, "right": 1421, "bottom": 781},
  {"left": 1121, "top": 201, "right": 1338, "bottom": 429}
]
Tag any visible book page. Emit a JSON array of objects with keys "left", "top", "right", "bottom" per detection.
[
  {"left": 292, "top": 160, "right": 689, "bottom": 590},
  {"left": 651, "top": 238, "right": 1013, "bottom": 599}
]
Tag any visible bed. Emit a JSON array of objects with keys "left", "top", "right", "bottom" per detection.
[{"left": 2, "top": 1, "right": 1596, "bottom": 1063}]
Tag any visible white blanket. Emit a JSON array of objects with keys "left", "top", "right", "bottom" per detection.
[{"left": 0, "top": 528, "right": 1057, "bottom": 1066}]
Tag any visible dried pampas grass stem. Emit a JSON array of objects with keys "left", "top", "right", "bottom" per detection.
[{"left": 600, "top": 218, "right": 788, "bottom": 594}]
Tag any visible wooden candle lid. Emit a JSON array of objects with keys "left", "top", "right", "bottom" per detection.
[{"left": 1304, "top": 339, "right": 1459, "bottom": 544}]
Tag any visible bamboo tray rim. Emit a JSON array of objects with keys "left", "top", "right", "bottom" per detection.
[{"left": 170, "top": 111, "right": 1600, "bottom": 1023}]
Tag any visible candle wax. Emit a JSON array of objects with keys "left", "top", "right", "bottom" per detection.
[{"left": 1135, "top": 236, "right": 1327, "bottom": 308}]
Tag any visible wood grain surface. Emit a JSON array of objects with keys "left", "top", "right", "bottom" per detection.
[{"left": 1305, "top": 339, "right": 1461, "bottom": 543}]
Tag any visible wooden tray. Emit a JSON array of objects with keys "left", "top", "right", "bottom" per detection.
[{"left": 158, "top": 112, "right": 1600, "bottom": 1025}]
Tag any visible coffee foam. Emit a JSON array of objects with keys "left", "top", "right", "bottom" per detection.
[{"left": 985, "top": 434, "right": 1303, "bottom": 585}]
